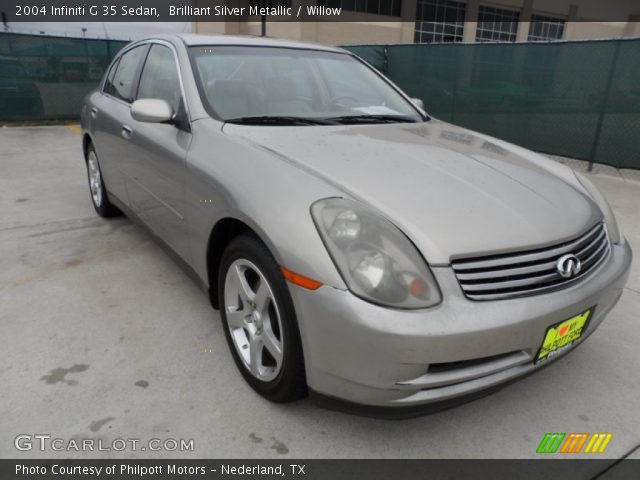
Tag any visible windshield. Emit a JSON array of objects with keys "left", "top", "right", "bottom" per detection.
[{"left": 189, "top": 46, "right": 424, "bottom": 124}]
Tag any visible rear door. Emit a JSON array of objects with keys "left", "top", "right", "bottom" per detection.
[{"left": 125, "top": 42, "right": 192, "bottom": 263}]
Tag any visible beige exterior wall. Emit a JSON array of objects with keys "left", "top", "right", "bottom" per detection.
[
  {"left": 195, "top": 0, "right": 640, "bottom": 45},
  {"left": 246, "top": 21, "right": 409, "bottom": 45},
  {"left": 197, "top": 20, "right": 411, "bottom": 45},
  {"left": 564, "top": 22, "right": 631, "bottom": 40}
]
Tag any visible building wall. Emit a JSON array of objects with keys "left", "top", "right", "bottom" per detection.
[
  {"left": 565, "top": 22, "right": 622, "bottom": 40},
  {"left": 195, "top": 0, "right": 640, "bottom": 45}
]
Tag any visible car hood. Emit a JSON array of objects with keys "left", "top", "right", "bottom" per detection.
[{"left": 222, "top": 120, "right": 601, "bottom": 264}]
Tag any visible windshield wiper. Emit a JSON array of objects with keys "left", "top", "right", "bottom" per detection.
[
  {"left": 325, "top": 114, "right": 419, "bottom": 125},
  {"left": 224, "top": 116, "right": 336, "bottom": 126}
]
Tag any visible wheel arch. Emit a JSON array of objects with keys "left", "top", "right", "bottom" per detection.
[
  {"left": 206, "top": 216, "right": 272, "bottom": 310},
  {"left": 82, "top": 132, "right": 93, "bottom": 161}
]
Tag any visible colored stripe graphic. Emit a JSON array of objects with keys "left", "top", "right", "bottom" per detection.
[
  {"left": 560, "top": 433, "right": 589, "bottom": 453},
  {"left": 573, "top": 433, "right": 589, "bottom": 453},
  {"left": 537, "top": 433, "right": 613, "bottom": 454},
  {"left": 537, "top": 433, "right": 565, "bottom": 453},
  {"left": 585, "top": 433, "right": 613, "bottom": 453}
]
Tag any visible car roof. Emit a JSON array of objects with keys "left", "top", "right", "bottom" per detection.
[{"left": 152, "top": 33, "right": 346, "bottom": 54}]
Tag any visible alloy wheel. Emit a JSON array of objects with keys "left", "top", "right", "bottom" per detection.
[
  {"left": 223, "top": 259, "right": 284, "bottom": 382},
  {"left": 87, "top": 151, "right": 103, "bottom": 207}
]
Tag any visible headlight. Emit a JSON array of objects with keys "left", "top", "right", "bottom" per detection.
[
  {"left": 311, "top": 198, "right": 441, "bottom": 309},
  {"left": 575, "top": 172, "right": 622, "bottom": 244}
]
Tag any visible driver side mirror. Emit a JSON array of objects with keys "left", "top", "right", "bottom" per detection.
[
  {"left": 411, "top": 98, "right": 425, "bottom": 111},
  {"left": 131, "top": 99, "right": 174, "bottom": 124}
]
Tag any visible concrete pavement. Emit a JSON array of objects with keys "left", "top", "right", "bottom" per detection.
[{"left": 0, "top": 126, "right": 638, "bottom": 463}]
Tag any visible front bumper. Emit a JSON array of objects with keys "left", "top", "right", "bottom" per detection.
[{"left": 289, "top": 241, "right": 632, "bottom": 413}]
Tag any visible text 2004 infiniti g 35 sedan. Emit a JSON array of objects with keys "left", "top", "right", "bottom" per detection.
[{"left": 81, "top": 34, "right": 632, "bottom": 415}]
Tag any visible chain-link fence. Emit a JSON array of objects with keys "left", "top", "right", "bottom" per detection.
[
  {"left": 0, "top": 33, "right": 128, "bottom": 121},
  {"left": 346, "top": 39, "right": 640, "bottom": 170}
]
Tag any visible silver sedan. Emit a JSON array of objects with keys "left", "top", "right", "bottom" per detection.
[{"left": 80, "top": 34, "right": 632, "bottom": 416}]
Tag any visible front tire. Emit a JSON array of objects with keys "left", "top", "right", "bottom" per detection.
[
  {"left": 85, "top": 145, "right": 120, "bottom": 218},
  {"left": 218, "top": 233, "right": 307, "bottom": 402}
]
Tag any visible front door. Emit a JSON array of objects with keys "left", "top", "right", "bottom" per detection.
[{"left": 125, "top": 43, "right": 192, "bottom": 263}]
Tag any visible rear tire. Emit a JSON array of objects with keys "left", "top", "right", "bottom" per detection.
[
  {"left": 85, "top": 145, "right": 121, "bottom": 218},
  {"left": 218, "top": 233, "right": 307, "bottom": 402}
]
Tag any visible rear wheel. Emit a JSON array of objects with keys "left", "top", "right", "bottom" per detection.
[
  {"left": 86, "top": 145, "right": 121, "bottom": 218},
  {"left": 218, "top": 233, "right": 307, "bottom": 402}
]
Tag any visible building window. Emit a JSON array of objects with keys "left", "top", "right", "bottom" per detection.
[
  {"left": 476, "top": 5, "right": 520, "bottom": 42},
  {"left": 414, "top": 0, "right": 466, "bottom": 43},
  {"left": 528, "top": 14, "right": 565, "bottom": 41},
  {"left": 249, "top": 0, "right": 292, "bottom": 9},
  {"left": 321, "top": 1, "right": 403, "bottom": 17}
]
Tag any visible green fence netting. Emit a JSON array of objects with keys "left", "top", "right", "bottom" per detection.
[
  {"left": 1, "top": 33, "right": 639, "bottom": 169},
  {"left": 345, "top": 39, "right": 640, "bottom": 170},
  {"left": 0, "top": 33, "right": 128, "bottom": 120}
]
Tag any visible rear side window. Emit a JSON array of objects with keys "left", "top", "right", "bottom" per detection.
[
  {"left": 137, "top": 45, "right": 182, "bottom": 112},
  {"left": 107, "top": 46, "right": 147, "bottom": 103},
  {"left": 103, "top": 58, "right": 119, "bottom": 94}
]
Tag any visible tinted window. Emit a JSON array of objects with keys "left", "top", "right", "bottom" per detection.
[
  {"left": 137, "top": 45, "right": 182, "bottom": 112},
  {"left": 108, "top": 46, "right": 146, "bottom": 103},
  {"left": 103, "top": 58, "right": 119, "bottom": 94}
]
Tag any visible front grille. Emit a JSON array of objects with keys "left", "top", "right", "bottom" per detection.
[{"left": 452, "top": 223, "right": 610, "bottom": 301}]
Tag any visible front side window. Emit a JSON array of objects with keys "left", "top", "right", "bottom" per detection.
[
  {"left": 107, "top": 45, "right": 147, "bottom": 103},
  {"left": 189, "top": 46, "right": 423, "bottom": 124},
  {"left": 137, "top": 44, "right": 182, "bottom": 112}
]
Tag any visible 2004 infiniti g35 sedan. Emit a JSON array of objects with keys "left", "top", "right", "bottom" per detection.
[{"left": 81, "top": 34, "right": 632, "bottom": 416}]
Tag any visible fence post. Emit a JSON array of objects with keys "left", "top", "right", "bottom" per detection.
[
  {"left": 383, "top": 45, "right": 389, "bottom": 75},
  {"left": 588, "top": 39, "right": 621, "bottom": 172}
]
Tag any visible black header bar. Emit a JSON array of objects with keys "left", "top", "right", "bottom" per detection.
[
  {"left": 0, "top": 0, "right": 637, "bottom": 22},
  {"left": 2, "top": 459, "right": 638, "bottom": 480}
]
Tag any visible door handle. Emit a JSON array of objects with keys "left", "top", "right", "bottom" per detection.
[
  {"left": 121, "top": 125, "right": 133, "bottom": 140},
  {"left": 90, "top": 107, "right": 98, "bottom": 118}
]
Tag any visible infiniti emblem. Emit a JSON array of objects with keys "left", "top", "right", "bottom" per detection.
[{"left": 556, "top": 254, "right": 582, "bottom": 279}]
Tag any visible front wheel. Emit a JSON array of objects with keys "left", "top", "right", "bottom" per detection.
[{"left": 218, "top": 233, "right": 307, "bottom": 402}]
